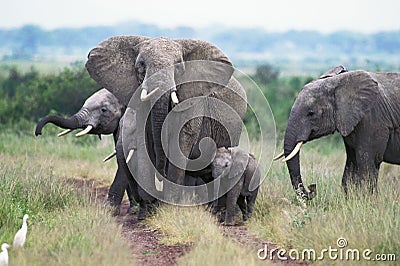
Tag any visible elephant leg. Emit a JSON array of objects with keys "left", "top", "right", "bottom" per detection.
[
  {"left": 165, "top": 116, "right": 203, "bottom": 203},
  {"left": 108, "top": 166, "right": 129, "bottom": 216},
  {"left": 355, "top": 152, "right": 381, "bottom": 194},
  {"left": 342, "top": 142, "right": 356, "bottom": 195},
  {"left": 245, "top": 190, "right": 258, "bottom": 220},
  {"left": 224, "top": 191, "right": 238, "bottom": 226},
  {"left": 133, "top": 111, "right": 158, "bottom": 220},
  {"left": 224, "top": 179, "right": 243, "bottom": 226},
  {"left": 126, "top": 183, "right": 138, "bottom": 215},
  {"left": 344, "top": 129, "right": 387, "bottom": 194},
  {"left": 237, "top": 195, "right": 247, "bottom": 220}
]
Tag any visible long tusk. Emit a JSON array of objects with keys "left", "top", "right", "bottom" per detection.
[
  {"left": 103, "top": 150, "right": 117, "bottom": 162},
  {"left": 140, "top": 87, "right": 159, "bottom": 102},
  {"left": 282, "top": 142, "right": 303, "bottom": 162},
  {"left": 125, "top": 149, "right": 134, "bottom": 164},
  {"left": 171, "top": 91, "right": 179, "bottom": 104},
  {"left": 57, "top": 129, "right": 72, "bottom": 137},
  {"left": 75, "top": 125, "right": 93, "bottom": 137},
  {"left": 273, "top": 151, "right": 285, "bottom": 161}
]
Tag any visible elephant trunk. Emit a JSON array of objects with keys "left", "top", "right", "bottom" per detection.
[
  {"left": 151, "top": 93, "right": 170, "bottom": 179},
  {"left": 35, "top": 109, "right": 88, "bottom": 136},
  {"left": 283, "top": 114, "right": 315, "bottom": 201}
]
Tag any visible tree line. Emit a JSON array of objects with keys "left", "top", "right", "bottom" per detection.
[
  {"left": 0, "top": 63, "right": 99, "bottom": 127},
  {"left": 0, "top": 63, "right": 311, "bottom": 134}
]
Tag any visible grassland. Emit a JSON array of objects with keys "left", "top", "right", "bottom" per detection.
[
  {"left": 0, "top": 125, "right": 134, "bottom": 265},
  {"left": 0, "top": 123, "right": 399, "bottom": 265}
]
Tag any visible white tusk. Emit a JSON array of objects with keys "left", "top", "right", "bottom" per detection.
[
  {"left": 103, "top": 150, "right": 117, "bottom": 162},
  {"left": 282, "top": 142, "right": 303, "bottom": 162},
  {"left": 140, "top": 87, "right": 159, "bottom": 102},
  {"left": 171, "top": 91, "right": 179, "bottom": 104},
  {"left": 75, "top": 125, "right": 93, "bottom": 137},
  {"left": 125, "top": 149, "right": 134, "bottom": 164},
  {"left": 155, "top": 177, "right": 163, "bottom": 192},
  {"left": 57, "top": 129, "right": 72, "bottom": 137},
  {"left": 273, "top": 151, "right": 285, "bottom": 161}
]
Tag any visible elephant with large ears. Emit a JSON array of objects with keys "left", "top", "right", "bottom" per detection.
[
  {"left": 85, "top": 36, "right": 247, "bottom": 203},
  {"left": 35, "top": 88, "right": 139, "bottom": 215},
  {"left": 276, "top": 66, "right": 400, "bottom": 201},
  {"left": 35, "top": 88, "right": 122, "bottom": 138}
]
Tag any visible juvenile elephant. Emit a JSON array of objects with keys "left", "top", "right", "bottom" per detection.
[
  {"left": 85, "top": 36, "right": 247, "bottom": 204},
  {"left": 275, "top": 66, "right": 400, "bottom": 200},
  {"left": 211, "top": 147, "right": 260, "bottom": 226},
  {"left": 35, "top": 88, "right": 137, "bottom": 215}
]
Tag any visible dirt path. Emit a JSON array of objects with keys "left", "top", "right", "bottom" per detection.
[
  {"left": 87, "top": 180, "right": 190, "bottom": 265},
  {"left": 72, "top": 178, "right": 303, "bottom": 265}
]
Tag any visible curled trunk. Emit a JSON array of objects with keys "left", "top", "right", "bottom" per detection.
[{"left": 35, "top": 114, "right": 81, "bottom": 136}]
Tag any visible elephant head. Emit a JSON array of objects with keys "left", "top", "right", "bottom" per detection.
[
  {"left": 85, "top": 36, "right": 234, "bottom": 178},
  {"left": 281, "top": 66, "right": 380, "bottom": 200},
  {"left": 212, "top": 147, "right": 249, "bottom": 181},
  {"left": 35, "top": 88, "right": 123, "bottom": 137}
]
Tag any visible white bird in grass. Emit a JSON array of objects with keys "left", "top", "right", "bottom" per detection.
[
  {"left": 0, "top": 243, "right": 10, "bottom": 266},
  {"left": 13, "top": 214, "right": 29, "bottom": 248}
]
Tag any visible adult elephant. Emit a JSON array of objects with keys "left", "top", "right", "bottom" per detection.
[
  {"left": 85, "top": 36, "right": 247, "bottom": 203},
  {"left": 275, "top": 66, "right": 400, "bottom": 200}
]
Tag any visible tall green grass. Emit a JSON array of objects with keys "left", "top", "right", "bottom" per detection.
[
  {"left": 249, "top": 136, "right": 399, "bottom": 264},
  {"left": 0, "top": 129, "right": 134, "bottom": 265}
]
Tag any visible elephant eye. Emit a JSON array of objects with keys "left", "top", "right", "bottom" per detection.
[
  {"left": 307, "top": 110, "right": 315, "bottom": 117},
  {"left": 101, "top": 107, "right": 108, "bottom": 113},
  {"left": 225, "top": 162, "right": 229, "bottom": 167},
  {"left": 135, "top": 61, "right": 146, "bottom": 83}
]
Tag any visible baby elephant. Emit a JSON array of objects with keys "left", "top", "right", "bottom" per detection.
[{"left": 211, "top": 147, "right": 260, "bottom": 226}]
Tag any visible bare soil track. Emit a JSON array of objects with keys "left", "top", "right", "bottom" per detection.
[{"left": 70, "top": 178, "right": 304, "bottom": 265}]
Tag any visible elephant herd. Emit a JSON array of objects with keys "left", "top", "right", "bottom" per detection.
[{"left": 35, "top": 36, "right": 400, "bottom": 223}]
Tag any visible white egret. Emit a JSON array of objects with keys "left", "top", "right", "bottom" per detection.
[
  {"left": 13, "top": 214, "right": 29, "bottom": 248},
  {"left": 0, "top": 243, "right": 10, "bottom": 266}
]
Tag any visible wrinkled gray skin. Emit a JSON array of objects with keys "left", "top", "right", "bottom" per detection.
[
  {"left": 284, "top": 66, "right": 400, "bottom": 200},
  {"left": 211, "top": 147, "right": 260, "bottom": 226},
  {"left": 35, "top": 88, "right": 137, "bottom": 215},
  {"left": 35, "top": 88, "right": 122, "bottom": 137},
  {"left": 86, "top": 36, "right": 247, "bottom": 204},
  {"left": 117, "top": 108, "right": 160, "bottom": 219}
]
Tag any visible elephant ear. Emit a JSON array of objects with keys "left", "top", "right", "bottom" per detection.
[
  {"left": 228, "top": 147, "right": 249, "bottom": 180},
  {"left": 319, "top": 65, "right": 348, "bottom": 79},
  {"left": 174, "top": 39, "right": 234, "bottom": 101},
  {"left": 85, "top": 36, "right": 150, "bottom": 106},
  {"left": 334, "top": 70, "right": 380, "bottom": 136}
]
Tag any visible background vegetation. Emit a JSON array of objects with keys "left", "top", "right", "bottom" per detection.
[
  {"left": 1, "top": 23, "right": 400, "bottom": 73},
  {"left": 0, "top": 131, "right": 135, "bottom": 265},
  {"left": 0, "top": 21, "right": 399, "bottom": 263}
]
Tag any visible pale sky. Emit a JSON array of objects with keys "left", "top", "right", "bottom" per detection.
[{"left": 2, "top": 0, "right": 400, "bottom": 33}]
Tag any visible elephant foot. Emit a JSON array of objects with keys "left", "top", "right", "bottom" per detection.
[
  {"left": 223, "top": 217, "right": 235, "bottom": 226},
  {"left": 137, "top": 200, "right": 159, "bottom": 220},
  {"left": 127, "top": 201, "right": 137, "bottom": 215},
  {"left": 107, "top": 194, "right": 123, "bottom": 216},
  {"left": 106, "top": 204, "right": 120, "bottom": 216},
  {"left": 137, "top": 202, "right": 148, "bottom": 220}
]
